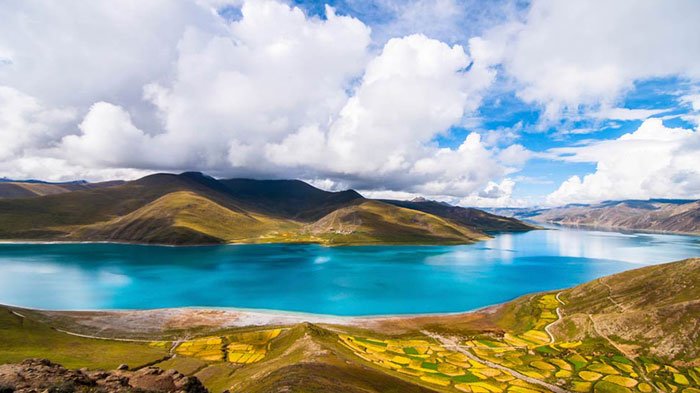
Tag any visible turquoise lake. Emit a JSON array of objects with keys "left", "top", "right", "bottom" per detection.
[{"left": 0, "top": 226, "right": 698, "bottom": 315}]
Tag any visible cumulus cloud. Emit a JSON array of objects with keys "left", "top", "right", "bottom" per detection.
[
  {"left": 545, "top": 118, "right": 700, "bottom": 205},
  {"left": 458, "top": 178, "right": 529, "bottom": 208},
  {"left": 266, "top": 33, "right": 505, "bottom": 196},
  {"left": 0, "top": 87, "right": 75, "bottom": 161},
  {"left": 477, "top": 0, "right": 700, "bottom": 120},
  {"left": 0, "top": 0, "right": 219, "bottom": 108},
  {"left": 140, "top": 1, "right": 372, "bottom": 170},
  {"left": 62, "top": 102, "right": 152, "bottom": 168}
]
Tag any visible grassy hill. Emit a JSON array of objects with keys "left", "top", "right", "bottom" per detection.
[
  {"left": 553, "top": 258, "right": 700, "bottom": 361},
  {"left": 382, "top": 199, "right": 536, "bottom": 232},
  {"left": 306, "top": 200, "right": 487, "bottom": 245},
  {"left": 1, "top": 258, "right": 698, "bottom": 392},
  {"left": 0, "top": 172, "right": 534, "bottom": 245}
]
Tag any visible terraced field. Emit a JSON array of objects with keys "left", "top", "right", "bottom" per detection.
[
  {"left": 337, "top": 293, "right": 699, "bottom": 393},
  {"left": 173, "top": 328, "right": 283, "bottom": 364},
  {"left": 338, "top": 334, "right": 548, "bottom": 392}
]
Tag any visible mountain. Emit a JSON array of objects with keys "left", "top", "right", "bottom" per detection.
[
  {"left": 0, "top": 172, "right": 534, "bottom": 245},
  {"left": 525, "top": 199, "right": 700, "bottom": 235},
  {"left": 2, "top": 258, "right": 697, "bottom": 392},
  {"left": 0, "top": 179, "right": 124, "bottom": 199},
  {"left": 381, "top": 198, "right": 536, "bottom": 232}
]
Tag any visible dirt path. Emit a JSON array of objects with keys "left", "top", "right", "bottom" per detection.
[
  {"left": 54, "top": 328, "right": 157, "bottom": 342},
  {"left": 544, "top": 291, "right": 565, "bottom": 344},
  {"left": 423, "top": 331, "right": 572, "bottom": 393},
  {"left": 599, "top": 278, "right": 626, "bottom": 312}
]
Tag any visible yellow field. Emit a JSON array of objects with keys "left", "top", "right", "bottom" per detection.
[{"left": 173, "top": 328, "right": 283, "bottom": 365}]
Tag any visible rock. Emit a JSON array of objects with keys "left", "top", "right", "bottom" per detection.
[
  {"left": 174, "top": 376, "right": 208, "bottom": 393},
  {"left": 0, "top": 359, "right": 209, "bottom": 393}
]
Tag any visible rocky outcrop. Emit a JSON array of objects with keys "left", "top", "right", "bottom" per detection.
[{"left": 0, "top": 359, "right": 208, "bottom": 393}]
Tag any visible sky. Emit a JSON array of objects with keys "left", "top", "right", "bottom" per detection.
[{"left": 1, "top": 0, "right": 699, "bottom": 207}]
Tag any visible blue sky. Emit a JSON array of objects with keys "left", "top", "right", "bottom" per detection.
[{"left": 1, "top": 0, "right": 699, "bottom": 206}]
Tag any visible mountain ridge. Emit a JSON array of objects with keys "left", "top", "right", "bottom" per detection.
[
  {"left": 486, "top": 198, "right": 700, "bottom": 235},
  {"left": 0, "top": 172, "right": 535, "bottom": 245}
]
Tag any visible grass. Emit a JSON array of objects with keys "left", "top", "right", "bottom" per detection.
[{"left": 0, "top": 308, "right": 167, "bottom": 370}]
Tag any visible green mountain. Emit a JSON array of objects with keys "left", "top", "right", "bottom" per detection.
[
  {"left": 0, "top": 172, "right": 534, "bottom": 245},
  {"left": 1, "top": 258, "right": 698, "bottom": 392}
]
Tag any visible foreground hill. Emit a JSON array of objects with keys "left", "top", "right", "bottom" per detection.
[
  {"left": 0, "top": 172, "right": 532, "bottom": 245},
  {"left": 1, "top": 258, "right": 698, "bottom": 392},
  {"left": 511, "top": 199, "right": 700, "bottom": 235}
]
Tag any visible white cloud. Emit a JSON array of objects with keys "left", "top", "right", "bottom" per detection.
[
  {"left": 0, "top": 86, "right": 76, "bottom": 161},
  {"left": 0, "top": 0, "right": 220, "bottom": 108},
  {"left": 141, "top": 1, "right": 372, "bottom": 169},
  {"left": 546, "top": 118, "right": 700, "bottom": 205},
  {"left": 591, "top": 107, "right": 667, "bottom": 121},
  {"left": 62, "top": 102, "right": 152, "bottom": 168},
  {"left": 265, "top": 34, "right": 507, "bottom": 197},
  {"left": 478, "top": 0, "right": 700, "bottom": 120},
  {"left": 458, "top": 178, "right": 528, "bottom": 207},
  {"left": 681, "top": 94, "right": 700, "bottom": 126}
]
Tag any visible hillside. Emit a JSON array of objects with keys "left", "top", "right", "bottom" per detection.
[
  {"left": 306, "top": 200, "right": 487, "bottom": 244},
  {"left": 0, "top": 172, "right": 533, "bottom": 245},
  {"left": 2, "top": 258, "right": 698, "bottom": 393},
  {"left": 382, "top": 198, "right": 536, "bottom": 232},
  {"left": 0, "top": 180, "right": 124, "bottom": 199},
  {"left": 525, "top": 199, "right": 700, "bottom": 235}
]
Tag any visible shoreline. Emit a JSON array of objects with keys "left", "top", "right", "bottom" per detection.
[
  {"left": 5, "top": 300, "right": 509, "bottom": 322},
  {"left": 538, "top": 221, "right": 700, "bottom": 237},
  {"left": 0, "top": 239, "right": 487, "bottom": 248}
]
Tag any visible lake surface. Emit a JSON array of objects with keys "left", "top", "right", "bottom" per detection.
[{"left": 0, "top": 226, "right": 698, "bottom": 315}]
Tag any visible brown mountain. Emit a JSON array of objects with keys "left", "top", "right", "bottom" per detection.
[
  {"left": 0, "top": 172, "right": 535, "bottom": 245},
  {"left": 530, "top": 199, "right": 700, "bottom": 235}
]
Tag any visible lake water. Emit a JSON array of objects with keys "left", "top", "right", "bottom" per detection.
[{"left": 0, "top": 226, "right": 698, "bottom": 315}]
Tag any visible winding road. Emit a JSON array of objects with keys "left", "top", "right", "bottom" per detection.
[{"left": 544, "top": 291, "right": 565, "bottom": 344}]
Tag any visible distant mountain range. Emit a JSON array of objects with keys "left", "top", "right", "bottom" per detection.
[
  {"left": 0, "top": 178, "right": 125, "bottom": 199},
  {"left": 0, "top": 172, "right": 534, "bottom": 245},
  {"left": 489, "top": 199, "right": 700, "bottom": 235}
]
